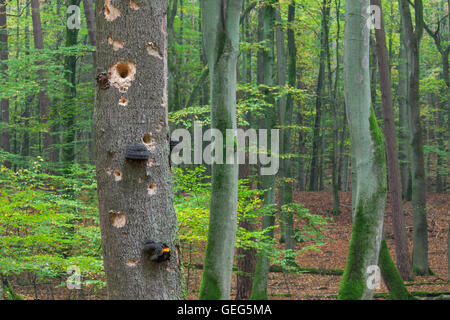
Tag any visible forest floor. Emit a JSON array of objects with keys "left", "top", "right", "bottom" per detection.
[
  {"left": 184, "top": 191, "right": 450, "bottom": 300},
  {"left": 10, "top": 191, "right": 449, "bottom": 300}
]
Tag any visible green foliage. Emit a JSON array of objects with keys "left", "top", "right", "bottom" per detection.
[
  {"left": 284, "top": 203, "right": 330, "bottom": 244},
  {"left": 173, "top": 166, "right": 330, "bottom": 267},
  {"left": 169, "top": 82, "right": 307, "bottom": 128},
  {"left": 0, "top": 161, "right": 104, "bottom": 290}
]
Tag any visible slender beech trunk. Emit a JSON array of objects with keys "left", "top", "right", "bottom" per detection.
[
  {"left": 372, "top": 0, "right": 413, "bottom": 281},
  {"left": 82, "top": 0, "right": 96, "bottom": 163},
  {"left": 445, "top": 0, "right": 450, "bottom": 280},
  {"left": 199, "top": 0, "right": 242, "bottom": 300},
  {"left": 235, "top": 0, "right": 257, "bottom": 300},
  {"left": 276, "top": 0, "right": 294, "bottom": 251},
  {"left": 22, "top": 3, "right": 31, "bottom": 159},
  {"left": 167, "top": 0, "right": 177, "bottom": 112},
  {"left": 63, "top": 0, "right": 81, "bottom": 167},
  {"left": 338, "top": 0, "right": 387, "bottom": 300},
  {"left": 398, "top": 0, "right": 429, "bottom": 275},
  {"left": 448, "top": 219, "right": 450, "bottom": 279},
  {"left": 82, "top": 0, "right": 96, "bottom": 68},
  {"left": 250, "top": 0, "right": 276, "bottom": 300},
  {"left": 423, "top": 10, "right": 450, "bottom": 193},
  {"left": 280, "top": 0, "right": 297, "bottom": 250},
  {"left": 309, "top": 0, "right": 329, "bottom": 192},
  {"left": 31, "top": 0, "right": 54, "bottom": 162},
  {"left": 326, "top": 0, "right": 340, "bottom": 215},
  {"left": 235, "top": 157, "right": 256, "bottom": 300},
  {"left": 94, "top": 0, "right": 182, "bottom": 299},
  {"left": 398, "top": 24, "right": 412, "bottom": 201},
  {"left": 297, "top": 73, "right": 306, "bottom": 191},
  {"left": 369, "top": 35, "right": 378, "bottom": 114},
  {"left": 297, "top": 109, "right": 306, "bottom": 190},
  {"left": 0, "top": 0, "right": 10, "bottom": 167}
]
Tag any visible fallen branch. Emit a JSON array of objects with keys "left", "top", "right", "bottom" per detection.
[{"left": 182, "top": 262, "right": 343, "bottom": 276}]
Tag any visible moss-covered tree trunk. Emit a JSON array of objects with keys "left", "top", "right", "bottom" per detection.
[
  {"left": 94, "top": 0, "right": 183, "bottom": 299},
  {"left": 198, "top": 0, "right": 242, "bottom": 300},
  {"left": 378, "top": 240, "right": 416, "bottom": 300},
  {"left": 338, "top": 0, "right": 387, "bottom": 300},
  {"left": 250, "top": 0, "right": 276, "bottom": 300}
]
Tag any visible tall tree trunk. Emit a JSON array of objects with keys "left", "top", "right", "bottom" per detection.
[
  {"left": 199, "top": 0, "right": 242, "bottom": 300},
  {"left": 398, "top": 0, "right": 429, "bottom": 275},
  {"left": 235, "top": 157, "right": 256, "bottom": 300},
  {"left": 82, "top": 0, "right": 96, "bottom": 163},
  {"left": 94, "top": 0, "right": 183, "bottom": 299},
  {"left": 398, "top": 24, "right": 412, "bottom": 201},
  {"left": 423, "top": 20, "right": 450, "bottom": 192},
  {"left": 22, "top": 3, "right": 31, "bottom": 160},
  {"left": 250, "top": 0, "right": 276, "bottom": 300},
  {"left": 167, "top": 0, "right": 177, "bottom": 112},
  {"left": 31, "top": 0, "right": 54, "bottom": 162},
  {"left": 62, "top": 0, "right": 81, "bottom": 168},
  {"left": 282, "top": 0, "right": 297, "bottom": 249},
  {"left": 338, "top": 0, "right": 387, "bottom": 300},
  {"left": 372, "top": 0, "right": 413, "bottom": 281},
  {"left": 309, "top": 0, "right": 329, "bottom": 192},
  {"left": 235, "top": 1, "right": 257, "bottom": 300},
  {"left": 0, "top": 0, "right": 10, "bottom": 167},
  {"left": 276, "top": 0, "right": 295, "bottom": 252},
  {"left": 446, "top": 0, "right": 450, "bottom": 281},
  {"left": 297, "top": 108, "right": 306, "bottom": 190},
  {"left": 297, "top": 69, "right": 306, "bottom": 191},
  {"left": 327, "top": 0, "right": 340, "bottom": 215},
  {"left": 82, "top": 0, "right": 96, "bottom": 68}
]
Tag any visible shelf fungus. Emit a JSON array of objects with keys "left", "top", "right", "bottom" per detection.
[{"left": 125, "top": 142, "right": 150, "bottom": 161}]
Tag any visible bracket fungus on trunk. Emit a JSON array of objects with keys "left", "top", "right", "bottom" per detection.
[{"left": 125, "top": 142, "right": 150, "bottom": 161}]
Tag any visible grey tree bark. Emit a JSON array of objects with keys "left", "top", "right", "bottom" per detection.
[
  {"left": 326, "top": 0, "right": 341, "bottom": 215},
  {"left": 63, "top": 0, "right": 81, "bottom": 167},
  {"left": 309, "top": 0, "right": 329, "bottom": 192},
  {"left": 31, "top": 0, "right": 54, "bottom": 162},
  {"left": 371, "top": 0, "right": 413, "bottom": 281},
  {"left": 281, "top": 0, "right": 297, "bottom": 250},
  {"left": 198, "top": 0, "right": 242, "bottom": 300},
  {"left": 398, "top": 0, "right": 430, "bottom": 275},
  {"left": 83, "top": 0, "right": 97, "bottom": 68},
  {"left": 167, "top": 0, "right": 177, "bottom": 113},
  {"left": 276, "top": 0, "right": 295, "bottom": 252},
  {"left": 338, "top": 0, "right": 387, "bottom": 300},
  {"left": 94, "top": 0, "right": 183, "bottom": 299},
  {"left": 423, "top": 5, "right": 450, "bottom": 193},
  {"left": 250, "top": 0, "right": 276, "bottom": 300},
  {"left": 0, "top": 0, "right": 10, "bottom": 167},
  {"left": 398, "top": 24, "right": 412, "bottom": 201}
]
